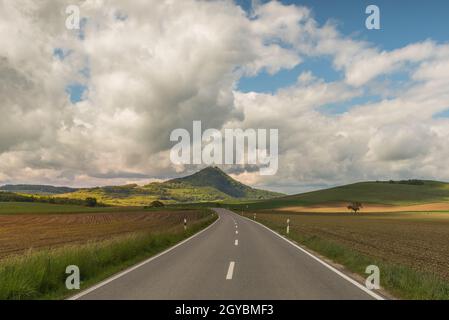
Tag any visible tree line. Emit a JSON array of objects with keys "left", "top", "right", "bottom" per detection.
[{"left": 0, "top": 192, "right": 101, "bottom": 207}]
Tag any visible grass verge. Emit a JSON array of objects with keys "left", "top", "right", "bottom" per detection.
[
  {"left": 0, "top": 212, "right": 217, "bottom": 300},
  {"left": 245, "top": 214, "right": 449, "bottom": 300}
]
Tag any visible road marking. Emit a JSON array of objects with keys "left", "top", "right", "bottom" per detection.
[
  {"left": 68, "top": 214, "right": 221, "bottom": 300},
  {"left": 226, "top": 261, "right": 235, "bottom": 280},
  {"left": 235, "top": 239, "right": 238, "bottom": 246},
  {"left": 236, "top": 212, "right": 385, "bottom": 301},
  {"left": 235, "top": 225, "right": 238, "bottom": 229},
  {"left": 235, "top": 230, "right": 238, "bottom": 235}
]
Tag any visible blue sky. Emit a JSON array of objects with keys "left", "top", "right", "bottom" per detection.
[
  {"left": 236, "top": 0, "right": 449, "bottom": 93},
  {"left": 66, "top": 1, "right": 449, "bottom": 104},
  {"left": 64, "top": 0, "right": 449, "bottom": 123}
]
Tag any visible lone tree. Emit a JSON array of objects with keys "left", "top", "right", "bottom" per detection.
[
  {"left": 347, "top": 202, "right": 363, "bottom": 214},
  {"left": 149, "top": 200, "right": 164, "bottom": 208},
  {"left": 85, "top": 197, "right": 97, "bottom": 207}
]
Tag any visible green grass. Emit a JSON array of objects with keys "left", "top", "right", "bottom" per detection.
[
  {"left": 0, "top": 202, "right": 121, "bottom": 215},
  {"left": 0, "top": 213, "right": 217, "bottom": 300},
  {"left": 0, "top": 201, "right": 213, "bottom": 215},
  {"left": 253, "top": 215, "right": 449, "bottom": 300},
  {"left": 0, "top": 202, "right": 150, "bottom": 215},
  {"left": 230, "top": 180, "right": 449, "bottom": 211}
]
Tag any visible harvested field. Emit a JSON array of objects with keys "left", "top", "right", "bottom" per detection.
[
  {"left": 278, "top": 202, "right": 449, "bottom": 213},
  {"left": 0, "top": 209, "right": 208, "bottom": 258},
  {"left": 251, "top": 210, "right": 449, "bottom": 281}
]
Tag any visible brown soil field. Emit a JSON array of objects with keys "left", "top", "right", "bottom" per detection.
[
  {"left": 278, "top": 202, "right": 449, "bottom": 213},
  {"left": 0, "top": 209, "right": 207, "bottom": 259},
  {"left": 253, "top": 210, "right": 449, "bottom": 281}
]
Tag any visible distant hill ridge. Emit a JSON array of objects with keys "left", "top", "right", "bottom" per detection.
[
  {"left": 168, "top": 166, "right": 279, "bottom": 198},
  {"left": 236, "top": 180, "right": 449, "bottom": 210},
  {"left": 0, "top": 184, "right": 78, "bottom": 195},
  {"left": 0, "top": 167, "right": 283, "bottom": 205}
]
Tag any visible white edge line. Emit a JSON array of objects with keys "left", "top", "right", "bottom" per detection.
[
  {"left": 237, "top": 212, "right": 385, "bottom": 300},
  {"left": 68, "top": 213, "right": 220, "bottom": 300},
  {"left": 226, "top": 261, "right": 235, "bottom": 280}
]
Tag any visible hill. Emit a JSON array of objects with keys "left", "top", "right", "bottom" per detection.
[
  {"left": 53, "top": 167, "right": 283, "bottom": 206},
  {"left": 233, "top": 180, "right": 449, "bottom": 210},
  {"left": 0, "top": 184, "right": 78, "bottom": 195},
  {"left": 169, "top": 166, "right": 281, "bottom": 199}
]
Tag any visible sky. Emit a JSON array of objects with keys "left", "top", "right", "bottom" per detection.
[
  {"left": 237, "top": 0, "right": 449, "bottom": 93},
  {"left": 1, "top": 0, "right": 449, "bottom": 194}
]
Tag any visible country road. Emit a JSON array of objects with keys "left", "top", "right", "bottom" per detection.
[{"left": 71, "top": 208, "right": 382, "bottom": 300}]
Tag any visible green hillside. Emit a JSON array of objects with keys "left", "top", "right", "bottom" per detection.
[
  {"left": 232, "top": 180, "right": 449, "bottom": 210},
  {"left": 169, "top": 167, "right": 282, "bottom": 199},
  {"left": 57, "top": 183, "right": 232, "bottom": 206},
  {"left": 54, "top": 167, "right": 282, "bottom": 206},
  {"left": 0, "top": 184, "right": 78, "bottom": 195}
]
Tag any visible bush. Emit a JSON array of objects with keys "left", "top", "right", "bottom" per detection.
[
  {"left": 85, "top": 197, "right": 97, "bottom": 207},
  {"left": 148, "top": 200, "right": 164, "bottom": 208}
]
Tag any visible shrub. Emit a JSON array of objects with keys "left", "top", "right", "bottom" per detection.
[
  {"left": 85, "top": 197, "right": 97, "bottom": 207},
  {"left": 149, "top": 200, "right": 164, "bottom": 208}
]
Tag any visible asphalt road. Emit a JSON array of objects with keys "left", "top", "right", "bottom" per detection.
[{"left": 73, "top": 208, "right": 382, "bottom": 300}]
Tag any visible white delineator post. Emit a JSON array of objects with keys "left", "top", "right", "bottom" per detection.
[
  {"left": 287, "top": 218, "right": 290, "bottom": 235},
  {"left": 184, "top": 218, "right": 187, "bottom": 231},
  {"left": 253, "top": 213, "right": 257, "bottom": 220}
]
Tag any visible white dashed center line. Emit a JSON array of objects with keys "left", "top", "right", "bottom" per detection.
[
  {"left": 235, "top": 239, "right": 238, "bottom": 246},
  {"left": 235, "top": 230, "right": 238, "bottom": 235},
  {"left": 226, "top": 261, "right": 235, "bottom": 280}
]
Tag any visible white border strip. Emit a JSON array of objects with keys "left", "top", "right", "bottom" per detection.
[
  {"left": 237, "top": 212, "right": 385, "bottom": 300},
  {"left": 68, "top": 214, "right": 220, "bottom": 300}
]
